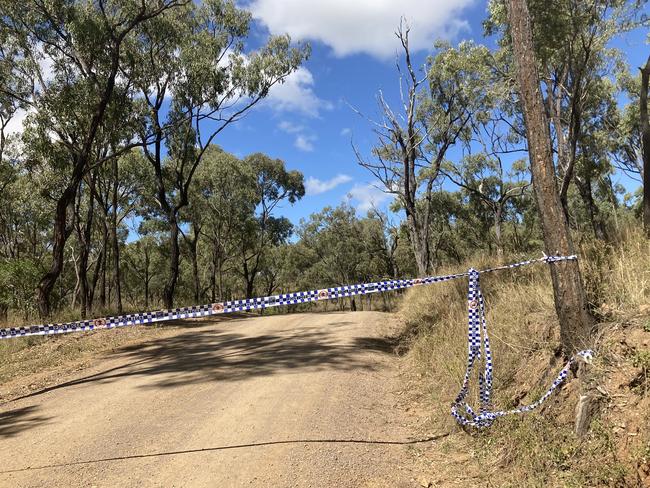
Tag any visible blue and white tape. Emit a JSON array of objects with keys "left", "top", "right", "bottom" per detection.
[
  {"left": 0, "top": 272, "right": 466, "bottom": 340},
  {"left": 451, "top": 266, "right": 593, "bottom": 428},
  {"left": 0, "top": 254, "right": 576, "bottom": 341},
  {"left": 0, "top": 253, "right": 590, "bottom": 427}
]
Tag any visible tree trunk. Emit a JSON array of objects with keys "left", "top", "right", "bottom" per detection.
[
  {"left": 71, "top": 248, "right": 80, "bottom": 310},
  {"left": 144, "top": 247, "right": 150, "bottom": 309},
  {"left": 110, "top": 158, "right": 122, "bottom": 314},
  {"left": 241, "top": 252, "right": 257, "bottom": 299},
  {"left": 77, "top": 174, "right": 97, "bottom": 318},
  {"left": 575, "top": 173, "right": 606, "bottom": 240},
  {"left": 218, "top": 257, "right": 225, "bottom": 301},
  {"left": 245, "top": 275, "right": 255, "bottom": 300},
  {"left": 163, "top": 213, "right": 180, "bottom": 309},
  {"left": 507, "top": 0, "right": 594, "bottom": 356},
  {"left": 89, "top": 243, "right": 103, "bottom": 307},
  {"left": 36, "top": 183, "right": 77, "bottom": 318},
  {"left": 99, "top": 221, "right": 107, "bottom": 308},
  {"left": 640, "top": 55, "right": 650, "bottom": 237},
  {"left": 210, "top": 245, "right": 218, "bottom": 302},
  {"left": 189, "top": 225, "right": 200, "bottom": 303},
  {"left": 494, "top": 205, "right": 504, "bottom": 259},
  {"left": 406, "top": 211, "right": 429, "bottom": 276}
]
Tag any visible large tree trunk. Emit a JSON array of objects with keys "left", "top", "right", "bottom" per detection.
[
  {"left": 163, "top": 213, "right": 180, "bottom": 309},
  {"left": 507, "top": 0, "right": 594, "bottom": 356},
  {"left": 110, "top": 158, "right": 122, "bottom": 314},
  {"left": 640, "top": 55, "right": 650, "bottom": 237}
]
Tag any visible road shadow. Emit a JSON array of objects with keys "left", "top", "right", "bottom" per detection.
[
  {"left": 0, "top": 433, "right": 450, "bottom": 474},
  {"left": 352, "top": 336, "right": 399, "bottom": 354},
  {"left": 154, "top": 312, "right": 254, "bottom": 329},
  {"left": 0, "top": 405, "right": 51, "bottom": 438},
  {"left": 8, "top": 317, "right": 396, "bottom": 399}
]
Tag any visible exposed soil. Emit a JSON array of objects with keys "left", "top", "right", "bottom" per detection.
[{"left": 0, "top": 312, "right": 452, "bottom": 488}]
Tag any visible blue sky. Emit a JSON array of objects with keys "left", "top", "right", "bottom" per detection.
[
  {"left": 214, "top": 0, "right": 485, "bottom": 224},
  {"left": 5, "top": 1, "right": 647, "bottom": 233},
  {"left": 208, "top": 1, "right": 649, "bottom": 227}
]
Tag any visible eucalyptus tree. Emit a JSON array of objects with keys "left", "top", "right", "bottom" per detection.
[
  {"left": 126, "top": 0, "right": 309, "bottom": 307},
  {"left": 0, "top": 0, "right": 189, "bottom": 317},
  {"left": 87, "top": 150, "right": 149, "bottom": 313},
  {"left": 615, "top": 71, "right": 645, "bottom": 179},
  {"left": 236, "top": 153, "right": 304, "bottom": 298},
  {"left": 441, "top": 48, "right": 530, "bottom": 257},
  {"left": 71, "top": 171, "right": 97, "bottom": 317},
  {"left": 198, "top": 149, "right": 257, "bottom": 302},
  {"left": 568, "top": 77, "right": 622, "bottom": 238},
  {"left": 507, "top": 0, "right": 594, "bottom": 356},
  {"left": 297, "top": 204, "right": 371, "bottom": 288},
  {"left": 182, "top": 146, "right": 257, "bottom": 303},
  {"left": 641, "top": 55, "right": 650, "bottom": 235},
  {"left": 444, "top": 155, "right": 529, "bottom": 257},
  {"left": 0, "top": 31, "right": 27, "bottom": 168},
  {"left": 366, "top": 209, "right": 400, "bottom": 279},
  {"left": 487, "top": 0, "right": 648, "bottom": 228},
  {"left": 122, "top": 234, "right": 162, "bottom": 309},
  {"left": 356, "top": 24, "right": 490, "bottom": 275},
  {"left": 294, "top": 204, "right": 394, "bottom": 312}
]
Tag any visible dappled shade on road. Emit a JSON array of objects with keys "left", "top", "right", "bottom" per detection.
[
  {"left": 10, "top": 314, "right": 399, "bottom": 398},
  {"left": 0, "top": 405, "right": 51, "bottom": 438}
]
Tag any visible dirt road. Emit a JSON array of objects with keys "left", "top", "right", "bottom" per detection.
[{"left": 0, "top": 312, "right": 439, "bottom": 488}]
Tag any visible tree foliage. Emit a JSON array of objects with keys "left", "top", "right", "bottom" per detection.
[{"left": 0, "top": 1, "right": 647, "bottom": 328}]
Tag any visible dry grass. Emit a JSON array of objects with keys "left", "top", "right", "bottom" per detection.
[{"left": 400, "top": 229, "right": 650, "bottom": 486}]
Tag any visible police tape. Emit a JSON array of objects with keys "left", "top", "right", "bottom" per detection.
[
  {"left": 451, "top": 266, "right": 593, "bottom": 428},
  {"left": 0, "top": 254, "right": 577, "bottom": 340}
]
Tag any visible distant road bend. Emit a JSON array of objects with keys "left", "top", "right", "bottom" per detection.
[{"left": 0, "top": 312, "right": 436, "bottom": 488}]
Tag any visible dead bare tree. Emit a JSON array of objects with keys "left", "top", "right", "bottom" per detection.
[{"left": 354, "top": 21, "right": 476, "bottom": 275}]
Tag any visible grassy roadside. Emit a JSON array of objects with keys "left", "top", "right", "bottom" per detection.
[{"left": 399, "top": 230, "right": 650, "bottom": 486}]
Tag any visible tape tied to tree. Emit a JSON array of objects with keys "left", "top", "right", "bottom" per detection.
[
  {"left": 0, "top": 254, "right": 592, "bottom": 427},
  {"left": 450, "top": 267, "right": 594, "bottom": 428},
  {"left": 0, "top": 255, "right": 579, "bottom": 342}
]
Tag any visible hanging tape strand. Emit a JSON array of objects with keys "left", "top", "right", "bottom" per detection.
[
  {"left": 0, "top": 253, "right": 592, "bottom": 427},
  {"left": 451, "top": 255, "right": 593, "bottom": 428}
]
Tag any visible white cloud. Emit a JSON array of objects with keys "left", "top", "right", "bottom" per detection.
[
  {"left": 247, "top": 0, "right": 474, "bottom": 59},
  {"left": 340, "top": 127, "right": 351, "bottom": 137},
  {"left": 346, "top": 183, "right": 392, "bottom": 212},
  {"left": 278, "top": 120, "right": 317, "bottom": 151},
  {"left": 305, "top": 174, "right": 353, "bottom": 195},
  {"left": 278, "top": 120, "right": 304, "bottom": 134},
  {"left": 266, "top": 67, "right": 332, "bottom": 117},
  {"left": 294, "top": 134, "right": 316, "bottom": 152}
]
